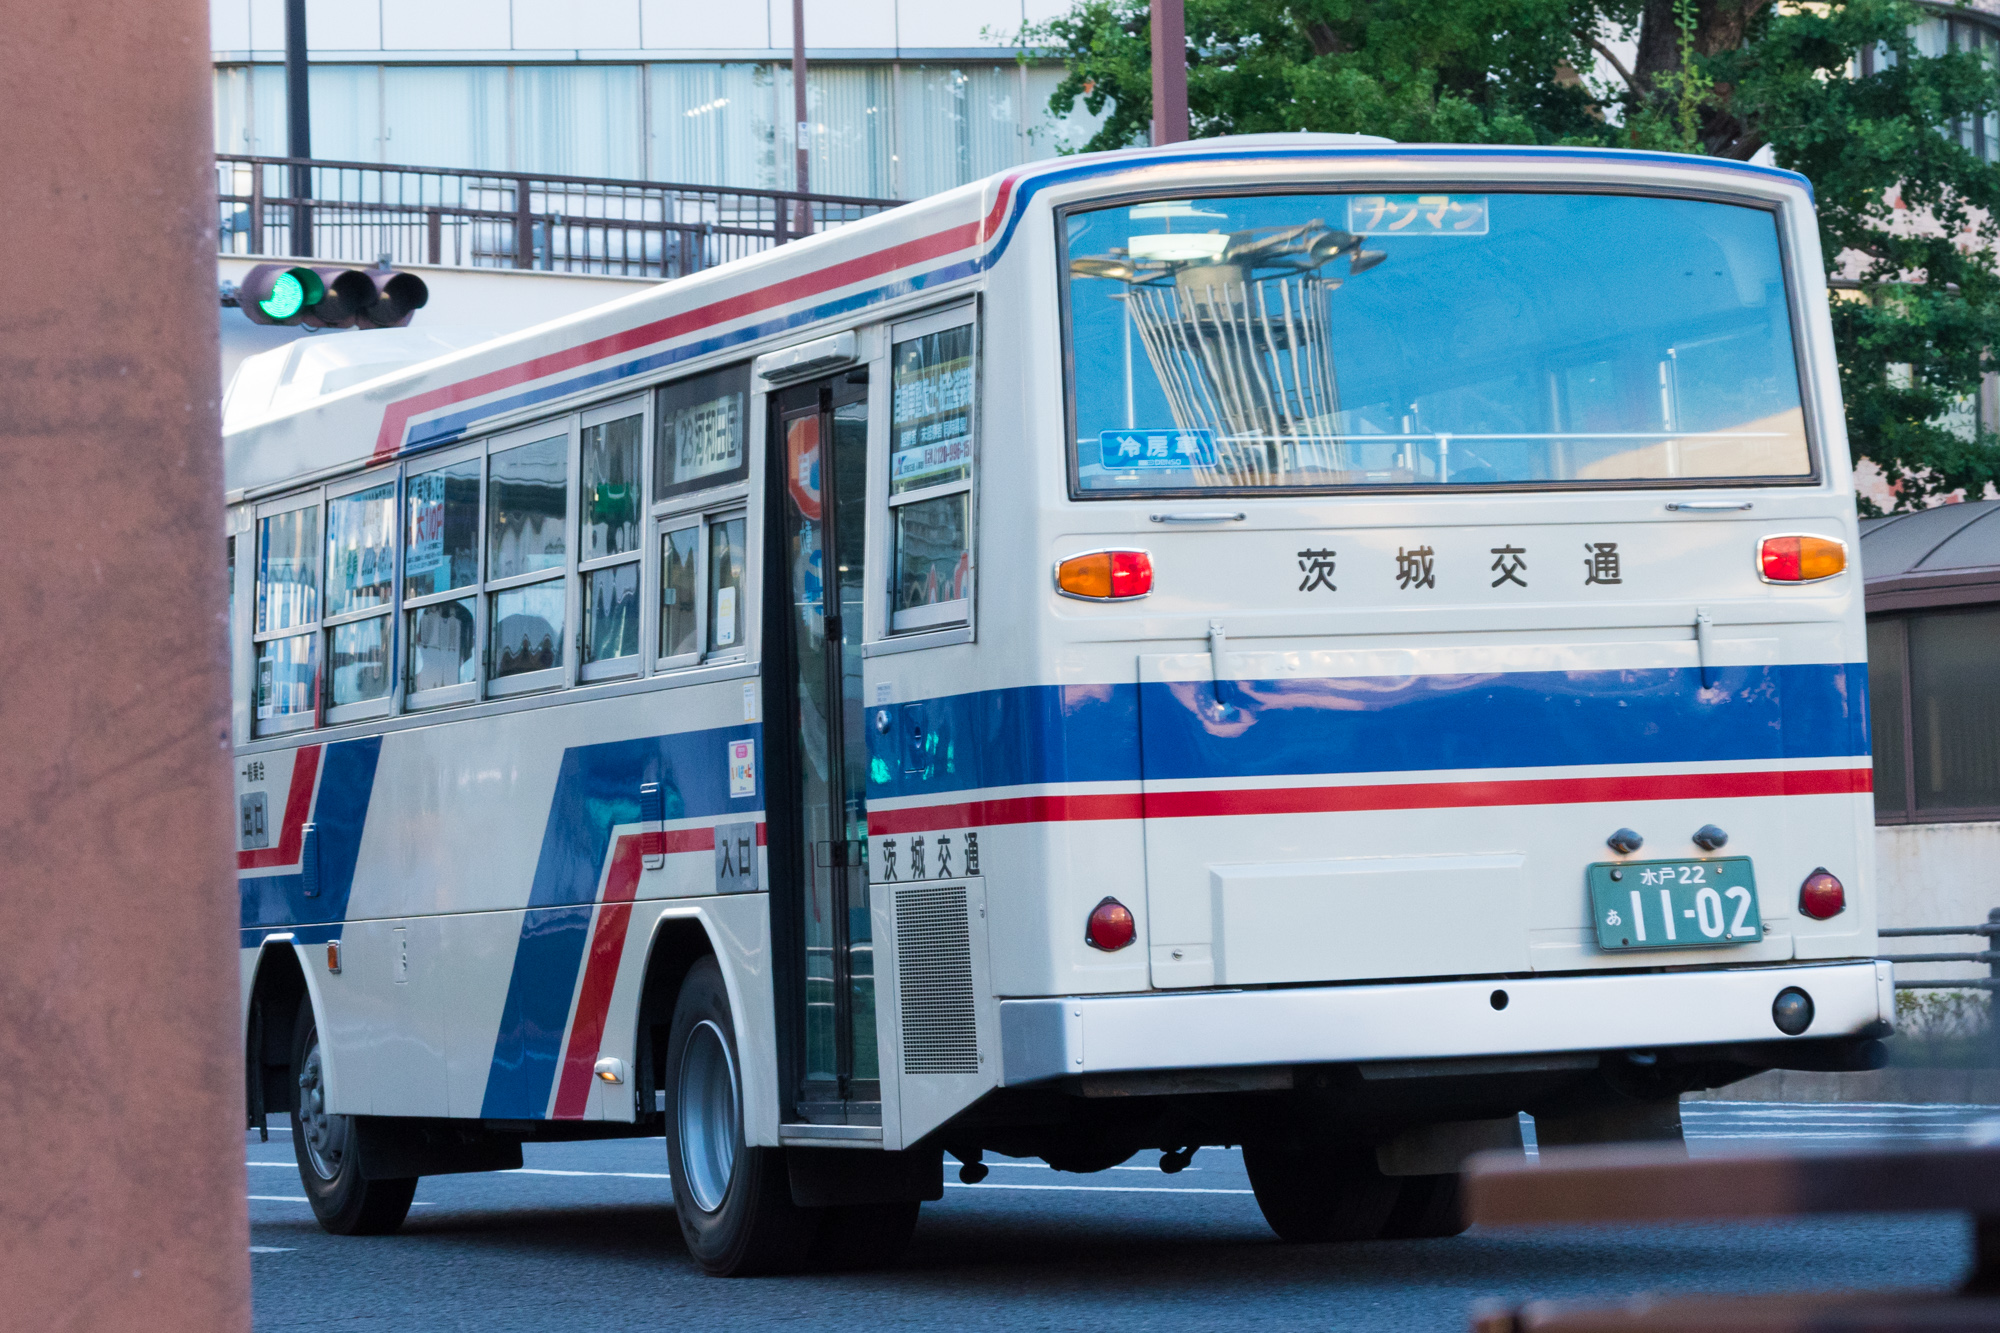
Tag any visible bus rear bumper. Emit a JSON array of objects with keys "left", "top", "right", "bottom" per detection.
[{"left": 996, "top": 960, "right": 1894, "bottom": 1086}]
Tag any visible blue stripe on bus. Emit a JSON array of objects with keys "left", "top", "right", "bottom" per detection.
[
  {"left": 239, "top": 736, "right": 384, "bottom": 947},
  {"left": 868, "top": 663, "right": 1868, "bottom": 801},
  {"left": 479, "top": 722, "right": 763, "bottom": 1120}
]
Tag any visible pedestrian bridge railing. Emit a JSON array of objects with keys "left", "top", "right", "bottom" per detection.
[{"left": 215, "top": 154, "right": 902, "bottom": 281}]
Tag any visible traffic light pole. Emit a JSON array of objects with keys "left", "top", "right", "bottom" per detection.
[
  {"left": 791, "top": 0, "right": 810, "bottom": 241},
  {"left": 1151, "top": 0, "right": 1188, "bottom": 145},
  {"left": 0, "top": 0, "right": 250, "bottom": 1328},
  {"left": 284, "top": 0, "right": 312, "bottom": 256}
]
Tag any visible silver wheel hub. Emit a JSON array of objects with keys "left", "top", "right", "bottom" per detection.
[
  {"left": 297, "top": 1034, "right": 348, "bottom": 1180},
  {"left": 677, "top": 1019, "right": 739, "bottom": 1213}
]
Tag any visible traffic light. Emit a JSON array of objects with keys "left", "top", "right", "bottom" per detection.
[{"left": 236, "top": 263, "right": 430, "bottom": 329}]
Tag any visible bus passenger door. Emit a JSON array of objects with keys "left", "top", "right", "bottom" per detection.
[{"left": 766, "top": 369, "right": 879, "bottom": 1126}]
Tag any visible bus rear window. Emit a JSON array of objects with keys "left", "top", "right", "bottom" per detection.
[{"left": 1064, "top": 190, "right": 1812, "bottom": 495}]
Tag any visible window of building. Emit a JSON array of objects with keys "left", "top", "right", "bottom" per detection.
[
  {"left": 887, "top": 306, "right": 976, "bottom": 631},
  {"left": 214, "top": 59, "right": 1101, "bottom": 201},
  {"left": 1870, "top": 605, "right": 2000, "bottom": 820}
]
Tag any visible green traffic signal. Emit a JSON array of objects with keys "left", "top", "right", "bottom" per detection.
[{"left": 256, "top": 267, "right": 324, "bottom": 321}]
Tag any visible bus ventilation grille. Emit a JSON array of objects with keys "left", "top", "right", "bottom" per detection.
[{"left": 895, "top": 885, "right": 979, "bottom": 1075}]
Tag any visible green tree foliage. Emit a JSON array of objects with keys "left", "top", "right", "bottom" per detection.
[{"left": 1023, "top": 0, "right": 2000, "bottom": 508}]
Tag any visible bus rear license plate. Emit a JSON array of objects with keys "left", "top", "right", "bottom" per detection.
[{"left": 1586, "top": 857, "right": 1762, "bottom": 951}]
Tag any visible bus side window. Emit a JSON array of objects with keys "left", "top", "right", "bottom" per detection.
[
  {"left": 487, "top": 432, "right": 569, "bottom": 690},
  {"left": 707, "top": 513, "right": 746, "bottom": 656},
  {"left": 886, "top": 311, "right": 975, "bottom": 633},
  {"left": 253, "top": 499, "right": 321, "bottom": 735},
  {"left": 324, "top": 479, "right": 396, "bottom": 719},
  {"left": 404, "top": 454, "right": 481, "bottom": 705},
  {"left": 652, "top": 361, "right": 753, "bottom": 674},
  {"left": 580, "top": 411, "right": 645, "bottom": 676},
  {"left": 660, "top": 523, "right": 699, "bottom": 663}
]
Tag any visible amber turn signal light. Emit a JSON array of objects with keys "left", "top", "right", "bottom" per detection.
[
  {"left": 1085, "top": 897, "right": 1137, "bottom": 950},
  {"left": 1799, "top": 867, "right": 1846, "bottom": 920},
  {"left": 1056, "top": 549, "right": 1153, "bottom": 601},
  {"left": 1759, "top": 535, "right": 1847, "bottom": 583}
]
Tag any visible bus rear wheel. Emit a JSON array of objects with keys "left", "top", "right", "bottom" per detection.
[
  {"left": 289, "top": 1002, "right": 417, "bottom": 1236},
  {"left": 1244, "top": 1138, "right": 1465, "bottom": 1242},
  {"left": 666, "top": 958, "right": 818, "bottom": 1276}
]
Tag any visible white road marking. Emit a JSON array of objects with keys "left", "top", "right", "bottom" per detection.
[
  {"left": 249, "top": 1247, "right": 294, "bottom": 1253},
  {"left": 249, "top": 1196, "right": 433, "bottom": 1206},
  {"left": 989, "top": 1162, "right": 1202, "bottom": 1173},
  {"left": 504, "top": 1168, "right": 674, "bottom": 1180},
  {"left": 944, "top": 1181, "right": 1253, "bottom": 1196}
]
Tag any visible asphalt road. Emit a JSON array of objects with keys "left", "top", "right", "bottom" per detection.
[{"left": 245, "top": 1103, "right": 1994, "bottom": 1331}]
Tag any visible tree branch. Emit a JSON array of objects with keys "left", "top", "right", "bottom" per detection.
[{"left": 1589, "top": 35, "right": 1635, "bottom": 89}]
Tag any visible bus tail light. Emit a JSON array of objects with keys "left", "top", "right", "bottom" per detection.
[
  {"left": 1056, "top": 549, "right": 1153, "bottom": 601},
  {"left": 1799, "top": 867, "right": 1846, "bottom": 920},
  {"left": 1759, "top": 535, "right": 1847, "bottom": 583},
  {"left": 1085, "top": 897, "right": 1137, "bottom": 950}
]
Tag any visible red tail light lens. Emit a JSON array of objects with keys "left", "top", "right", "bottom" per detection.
[
  {"left": 1759, "top": 535, "right": 1847, "bottom": 583},
  {"left": 1056, "top": 550, "right": 1153, "bottom": 601},
  {"left": 1085, "top": 897, "right": 1137, "bottom": 950},
  {"left": 1799, "top": 867, "right": 1846, "bottom": 920}
]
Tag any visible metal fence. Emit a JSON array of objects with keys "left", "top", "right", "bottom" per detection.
[
  {"left": 1881, "top": 911, "right": 2000, "bottom": 991},
  {"left": 215, "top": 155, "right": 902, "bottom": 280}
]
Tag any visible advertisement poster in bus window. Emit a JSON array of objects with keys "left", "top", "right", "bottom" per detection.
[
  {"left": 891, "top": 325, "right": 973, "bottom": 493},
  {"left": 406, "top": 470, "right": 446, "bottom": 581}
]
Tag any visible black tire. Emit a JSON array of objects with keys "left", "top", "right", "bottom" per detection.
[
  {"left": 1379, "top": 1172, "right": 1470, "bottom": 1240},
  {"left": 289, "top": 1001, "right": 417, "bottom": 1236},
  {"left": 812, "top": 1200, "right": 921, "bottom": 1270},
  {"left": 1243, "top": 1138, "right": 1403, "bottom": 1243},
  {"left": 666, "top": 957, "right": 819, "bottom": 1276}
]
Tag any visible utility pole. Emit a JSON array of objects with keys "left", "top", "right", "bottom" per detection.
[
  {"left": 284, "top": 0, "right": 312, "bottom": 255},
  {"left": 791, "top": 0, "right": 811, "bottom": 239},
  {"left": 1, "top": 0, "right": 249, "bottom": 1328},
  {"left": 1150, "top": 0, "right": 1188, "bottom": 145}
]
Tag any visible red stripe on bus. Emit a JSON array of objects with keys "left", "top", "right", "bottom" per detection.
[
  {"left": 552, "top": 835, "right": 645, "bottom": 1119},
  {"left": 372, "top": 178, "right": 1019, "bottom": 460},
  {"left": 237, "top": 744, "right": 323, "bottom": 870},
  {"left": 550, "top": 819, "right": 766, "bottom": 1117},
  {"left": 865, "top": 767, "right": 1873, "bottom": 836},
  {"left": 640, "top": 822, "right": 766, "bottom": 857},
  {"left": 868, "top": 792, "right": 1146, "bottom": 835}
]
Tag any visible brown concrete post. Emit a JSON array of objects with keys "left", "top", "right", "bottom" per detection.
[{"left": 0, "top": 2, "right": 251, "bottom": 1330}]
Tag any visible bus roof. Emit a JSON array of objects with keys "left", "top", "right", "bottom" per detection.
[{"left": 223, "top": 137, "right": 1812, "bottom": 501}]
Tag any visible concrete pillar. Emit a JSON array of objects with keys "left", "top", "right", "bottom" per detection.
[{"left": 0, "top": 1, "right": 250, "bottom": 1329}]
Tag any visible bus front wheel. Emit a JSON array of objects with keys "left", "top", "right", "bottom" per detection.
[
  {"left": 665, "top": 957, "right": 818, "bottom": 1276},
  {"left": 289, "top": 1002, "right": 417, "bottom": 1235}
]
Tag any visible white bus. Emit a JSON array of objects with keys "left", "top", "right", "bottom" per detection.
[{"left": 229, "top": 134, "right": 1890, "bottom": 1273}]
